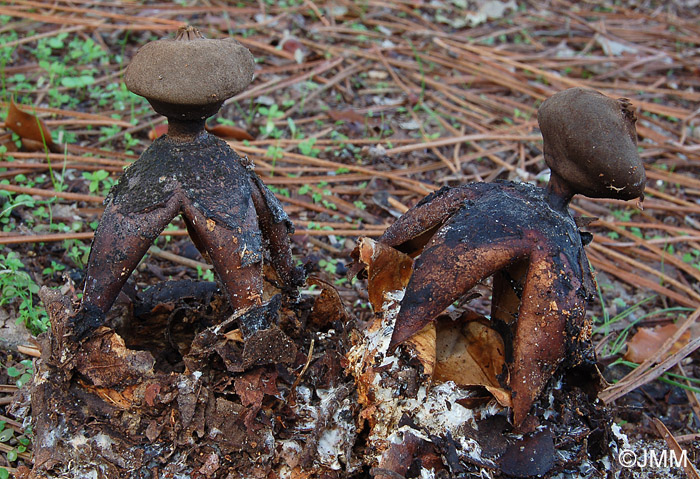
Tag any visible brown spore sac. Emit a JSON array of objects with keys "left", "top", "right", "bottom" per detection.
[
  {"left": 125, "top": 26, "right": 255, "bottom": 121},
  {"left": 538, "top": 87, "right": 646, "bottom": 202}
]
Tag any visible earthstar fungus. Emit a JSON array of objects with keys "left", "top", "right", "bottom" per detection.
[
  {"left": 71, "top": 26, "right": 303, "bottom": 341},
  {"left": 380, "top": 88, "right": 645, "bottom": 426}
]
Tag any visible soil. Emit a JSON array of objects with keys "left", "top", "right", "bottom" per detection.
[{"left": 0, "top": 1, "right": 698, "bottom": 478}]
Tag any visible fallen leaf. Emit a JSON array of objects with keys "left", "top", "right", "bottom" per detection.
[
  {"left": 281, "top": 37, "right": 304, "bottom": 55},
  {"left": 596, "top": 34, "right": 639, "bottom": 56},
  {"left": 148, "top": 123, "right": 168, "bottom": 140},
  {"left": 398, "top": 119, "right": 420, "bottom": 130},
  {"left": 205, "top": 123, "right": 255, "bottom": 141},
  {"left": 0, "top": 132, "right": 18, "bottom": 153},
  {"left": 6, "top": 98, "right": 56, "bottom": 151},
  {"left": 404, "top": 322, "right": 436, "bottom": 378},
  {"left": 144, "top": 383, "right": 161, "bottom": 407},
  {"left": 224, "top": 328, "right": 244, "bottom": 343},
  {"left": 308, "top": 277, "right": 348, "bottom": 328},
  {"left": 234, "top": 367, "right": 279, "bottom": 409},
  {"left": 80, "top": 381, "right": 140, "bottom": 409},
  {"left": 351, "top": 237, "right": 413, "bottom": 312},
  {"left": 198, "top": 452, "right": 220, "bottom": 477},
  {"left": 76, "top": 328, "right": 156, "bottom": 388},
  {"left": 234, "top": 367, "right": 279, "bottom": 430},
  {"left": 148, "top": 123, "right": 255, "bottom": 141},
  {"left": 328, "top": 109, "right": 369, "bottom": 125},
  {"left": 466, "top": 0, "right": 518, "bottom": 27},
  {"left": 377, "top": 430, "right": 439, "bottom": 478},
  {"left": 624, "top": 323, "right": 691, "bottom": 363},
  {"left": 308, "top": 350, "right": 344, "bottom": 389},
  {"left": 434, "top": 313, "right": 511, "bottom": 407}
]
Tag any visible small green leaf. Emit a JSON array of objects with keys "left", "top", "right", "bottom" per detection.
[{"left": 0, "top": 428, "right": 13, "bottom": 442}]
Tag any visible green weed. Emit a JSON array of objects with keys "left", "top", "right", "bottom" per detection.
[
  {"left": 0, "top": 251, "right": 49, "bottom": 334},
  {"left": 0, "top": 418, "right": 32, "bottom": 476},
  {"left": 82, "top": 169, "right": 115, "bottom": 195}
]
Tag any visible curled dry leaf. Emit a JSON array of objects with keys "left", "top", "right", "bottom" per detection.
[
  {"left": 347, "top": 244, "right": 503, "bottom": 475},
  {"left": 404, "top": 322, "right": 436, "bottom": 380},
  {"left": 308, "top": 276, "right": 348, "bottom": 328},
  {"left": 351, "top": 237, "right": 413, "bottom": 312},
  {"left": 206, "top": 123, "right": 255, "bottom": 141},
  {"left": 624, "top": 322, "right": 691, "bottom": 364},
  {"left": 224, "top": 328, "right": 244, "bottom": 343},
  {"left": 6, "top": 98, "right": 57, "bottom": 151},
  {"left": 234, "top": 367, "right": 279, "bottom": 409},
  {"left": 75, "top": 327, "right": 155, "bottom": 388},
  {"left": 434, "top": 313, "right": 511, "bottom": 408},
  {"left": 149, "top": 122, "right": 254, "bottom": 141},
  {"left": 148, "top": 123, "right": 169, "bottom": 140},
  {"left": 351, "top": 237, "right": 510, "bottom": 403}
]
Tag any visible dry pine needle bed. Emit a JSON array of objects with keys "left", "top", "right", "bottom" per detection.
[{"left": 0, "top": 1, "right": 698, "bottom": 478}]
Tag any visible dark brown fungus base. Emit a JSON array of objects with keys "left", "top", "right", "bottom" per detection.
[
  {"left": 70, "top": 26, "right": 303, "bottom": 344},
  {"left": 382, "top": 87, "right": 646, "bottom": 427}
]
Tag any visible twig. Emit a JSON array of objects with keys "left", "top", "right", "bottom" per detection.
[
  {"left": 0, "top": 183, "right": 103, "bottom": 203},
  {"left": 17, "top": 344, "right": 40, "bottom": 358},
  {"left": 651, "top": 417, "right": 700, "bottom": 479},
  {"left": 148, "top": 245, "right": 212, "bottom": 271},
  {"left": 0, "top": 227, "right": 384, "bottom": 245},
  {"left": 384, "top": 133, "right": 540, "bottom": 155},
  {"left": 0, "top": 441, "right": 31, "bottom": 461},
  {"left": 289, "top": 338, "right": 314, "bottom": 402}
]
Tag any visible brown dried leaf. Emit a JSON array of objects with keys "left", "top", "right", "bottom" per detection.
[
  {"left": 308, "top": 277, "right": 347, "bottom": 328},
  {"left": 76, "top": 328, "right": 155, "bottom": 388},
  {"left": 352, "top": 237, "right": 413, "bottom": 312},
  {"left": 148, "top": 123, "right": 168, "bottom": 140},
  {"left": 307, "top": 350, "right": 344, "bottom": 389},
  {"left": 198, "top": 452, "right": 220, "bottom": 477},
  {"left": 377, "top": 430, "right": 436, "bottom": 478},
  {"left": 81, "top": 382, "right": 139, "bottom": 409},
  {"left": 0, "top": 132, "right": 18, "bottom": 153},
  {"left": 434, "top": 313, "right": 511, "bottom": 407},
  {"left": 224, "top": 328, "right": 244, "bottom": 342},
  {"left": 242, "top": 326, "right": 298, "bottom": 368},
  {"left": 148, "top": 123, "right": 255, "bottom": 141},
  {"left": 144, "top": 383, "right": 161, "bottom": 407},
  {"left": 205, "top": 123, "right": 255, "bottom": 141},
  {"left": 234, "top": 367, "right": 279, "bottom": 408},
  {"left": 290, "top": 468, "right": 314, "bottom": 479},
  {"left": 145, "top": 419, "right": 164, "bottom": 442},
  {"left": 328, "top": 109, "right": 368, "bottom": 124},
  {"left": 404, "top": 322, "right": 436, "bottom": 379},
  {"left": 281, "top": 38, "right": 304, "bottom": 55},
  {"left": 6, "top": 98, "right": 55, "bottom": 149},
  {"left": 624, "top": 323, "right": 691, "bottom": 363}
]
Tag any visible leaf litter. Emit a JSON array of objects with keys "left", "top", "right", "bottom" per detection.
[{"left": 0, "top": 0, "right": 699, "bottom": 477}]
